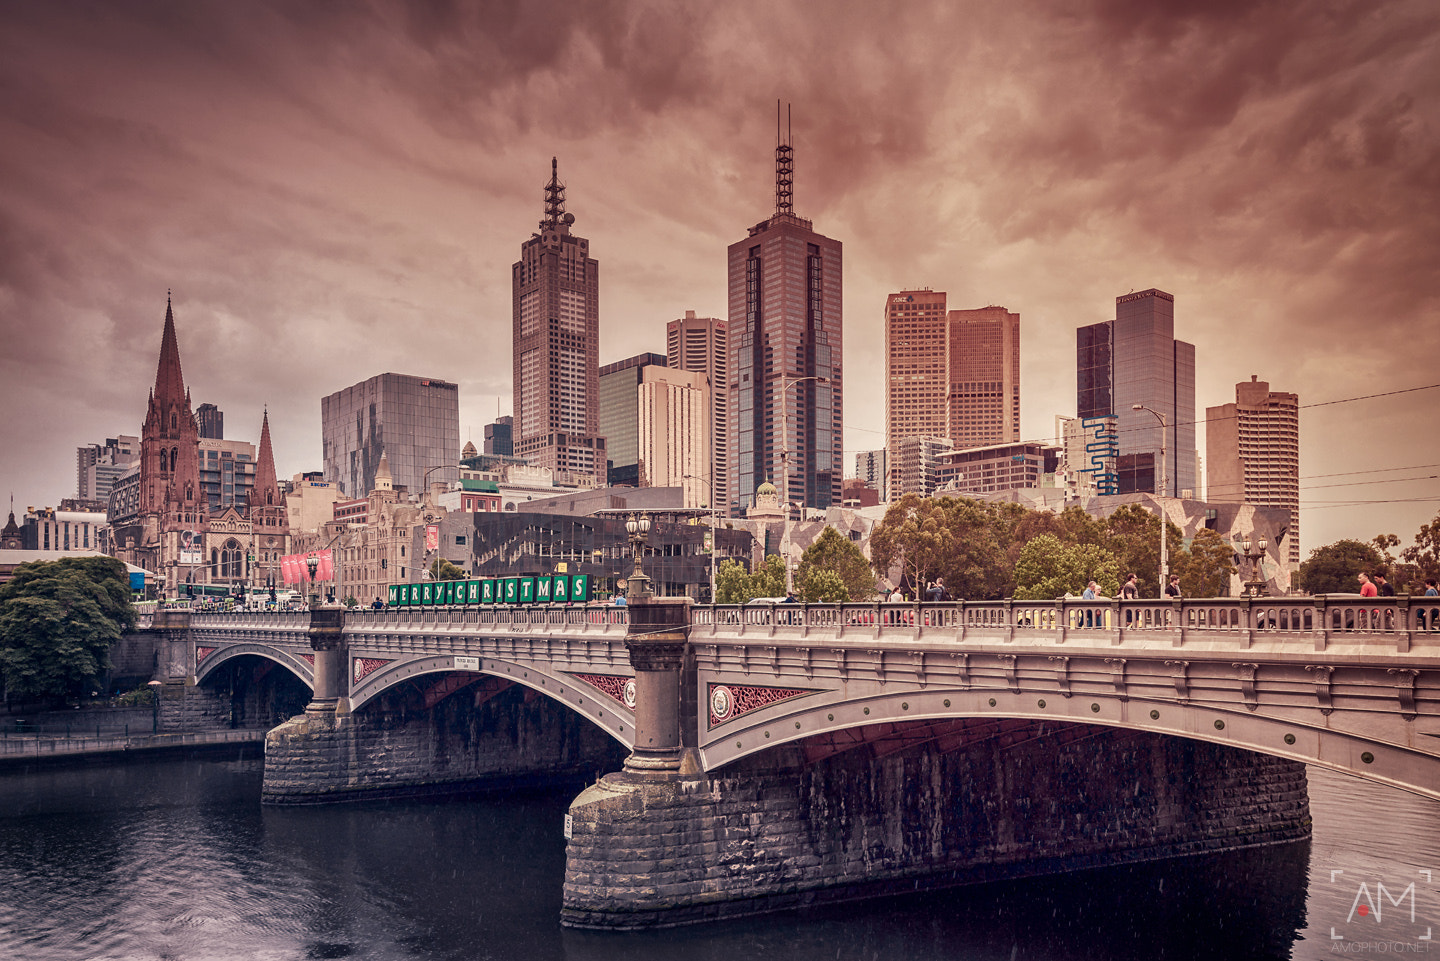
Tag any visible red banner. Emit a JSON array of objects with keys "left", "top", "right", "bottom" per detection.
[{"left": 280, "top": 550, "right": 334, "bottom": 584}]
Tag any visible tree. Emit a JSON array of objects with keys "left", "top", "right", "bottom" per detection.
[
  {"left": 797, "top": 568, "right": 850, "bottom": 603},
  {"left": 714, "top": 556, "right": 786, "bottom": 604},
  {"left": 869, "top": 494, "right": 1009, "bottom": 600},
  {"left": 1102, "top": 504, "right": 1183, "bottom": 599},
  {"left": 428, "top": 557, "right": 466, "bottom": 581},
  {"left": 1012, "top": 534, "right": 1120, "bottom": 600},
  {"left": 1401, "top": 510, "right": 1440, "bottom": 582},
  {"left": 795, "top": 527, "right": 876, "bottom": 601},
  {"left": 1172, "top": 528, "right": 1235, "bottom": 598},
  {"left": 0, "top": 557, "right": 136, "bottom": 702},
  {"left": 1295, "top": 539, "right": 1385, "bottom": 595}
]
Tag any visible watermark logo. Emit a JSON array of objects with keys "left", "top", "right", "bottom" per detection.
[{"left": 1330, "top": 870, "right": 1433, "bottom": 953}]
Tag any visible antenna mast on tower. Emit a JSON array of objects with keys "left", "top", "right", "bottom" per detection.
[{"left": 775, "top": 100, "right": 793, "bottom": 216}]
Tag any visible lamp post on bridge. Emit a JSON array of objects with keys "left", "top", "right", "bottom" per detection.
[
  {"left": 779, "top": 373, "right": 829, "bottom": 595},
  {"left": 1132, "top": 403, "right": 1169, "bottom": 594},
  {"left": 625, "top": 512, "right": 653, "bottom": 601},
  {"left": 1240, "top": 534, "right": 1269, "bottom": 598}
]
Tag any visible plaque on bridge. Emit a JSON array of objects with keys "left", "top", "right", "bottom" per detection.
[
  {"left": 481, "top": 579, "right": 496, "bottom": 604},
  {"left": 571, "top": 574, "right": 590, "bottom": 602},
  {"left": 503, "top": 577, "right": 519, "bottom": 604},
  {"left": 518, "top": 576, "right": 536, "bottom": 604},
  {"left": 552, "top": 576, "right": 569, "bottom": 602},
  {"left": 536, "top": 576, "right": 553, "bottom": 603}
]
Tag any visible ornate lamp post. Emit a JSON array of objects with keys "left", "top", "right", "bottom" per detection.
[
  {"left": 1131, "top": 403, "right": 1169, "bottom": 593},
  {"left": 779, "top": 373, "right": 828, "bottom": 594},
  {"left": 1240, "top": 534, "right": 1269, "bottom": 597},
  {"left": 625, "top": 513, "right": 652, "bottom": 601},
  {"left": 306, "top": 554, "right": 320, "bottom": 610}
]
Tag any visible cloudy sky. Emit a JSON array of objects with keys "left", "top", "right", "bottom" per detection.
[{"left": 1, "top": 0, "right": 1436, "bottom": 556}]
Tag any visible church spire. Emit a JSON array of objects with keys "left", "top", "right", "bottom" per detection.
[
  {"left": 153, "top": 290, "right": 187, "bottom": 406},
  {"left": 249, "top": 408, "right": 282, "bottom": 510}
]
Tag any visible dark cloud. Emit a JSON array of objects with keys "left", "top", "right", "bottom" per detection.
[{"left": 0, "top": 0, "right": 1436, "bottom": 551}]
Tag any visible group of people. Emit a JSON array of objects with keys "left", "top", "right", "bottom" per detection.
[
  {"left": 1356, "top": 571, "right": 1397, "bottom": 597},
  {"left": 1080, "top": 573, "right": 1183, "bottom": 600}
]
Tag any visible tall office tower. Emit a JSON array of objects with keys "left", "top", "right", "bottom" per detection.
[
  {"left": 884, "top": 289, "right": 949, "bottom": 498},
  {"left": 195, "top": 403, "right": 224, "bottom": 439},
  {"left": 598, "top": 353, "right": 667, "bottom": 486},
  {"left": 76, "top": 435, "right": 139, "bottom": 501},
  {"left": 1076, "top": 288, "right": 1196, "bottom": 497},
  {"left": 638, "top": 367, "right": 710, "bottom": 507},
  {"left": 1207, "top": 376, "right": 1300, "bottom": 567},
  {"left": 512, "top": 158, "right": 605, "bottom": 487},
  {"left": 948, "top": 306, "right": 1021, "bottom": 449},
  {"left": 667, "top": 311, "right": 729, "bottom": 514},
  {"left": 893, "top": 435, "right": 953, "bottom": 499},
  {"left": 484, "top": 416, "right": 513, "bottom": 456},
  {"left": 727, "top": 109, "right": 843, "bottom": 514},
  {"left": 321, "top": 372, "right": 460, "bottom": 498}
]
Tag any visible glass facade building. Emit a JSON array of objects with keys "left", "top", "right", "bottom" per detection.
[
  {"left": 321, "top": 372, "right": 460, "bottom": 498},
  {"left": 1075, "top": 289, "right": 1196, "bottom": 498},
  {"left": 598, "top": 353, "right": 667, "bottom": 486}
]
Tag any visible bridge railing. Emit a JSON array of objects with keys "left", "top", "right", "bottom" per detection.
[{"left": 690, "top": 597, "right": 1440, "bottom": 641}]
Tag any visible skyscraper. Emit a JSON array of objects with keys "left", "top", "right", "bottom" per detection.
[
  {"left": 1076, "top": 288, "right": 1196, "bottom": 498},
  {"left": 512, "top": 158, "right": 605, "bottom": 487},
  {"left": 884, "top": 291, "right": 1020, "bottom": 498},
  {"left": 598, "top": 353, "right": 667, "bottom": 487},
  {"left": 667, "top": 311, "right": 728, "bottom": 515},
  {"left": 1206, "top": 376, "right": 1300, "bottom": 567},
  {"left": 76, "top": 435, "right": 139, "bottom": 502},
  {"left": 484, "top": 416, "right": 513, "bottom": 456},
  {"left": 948, "top": 306, "right": 1021, "bottom": 449},
  {"left": 727, "top": 109, "right": 843, "bottom": 514},
  {"left": 195, "top": 403, "right": 224, "bottom": 439},
  {"left": 637, "top": 366, "right": 710, "bottom": 507},
  {"left": 321, "top": 372, "right": 460, "bottom": 498}
]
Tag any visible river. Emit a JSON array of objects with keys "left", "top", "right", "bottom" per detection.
[{"left": 0, "top": 758, "right": 1433, "bottom": 960}]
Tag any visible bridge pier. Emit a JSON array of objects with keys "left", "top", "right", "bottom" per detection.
[
  {"left": 561, "top": 724, "right": 1312, "bottom": 929},
  {"left": 621, "top": 598, "right": 691, "bottom": 774}
]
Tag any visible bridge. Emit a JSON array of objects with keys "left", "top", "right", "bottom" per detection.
[{"left": 139, "top": 595, "right": 1439, "bottom": 927}]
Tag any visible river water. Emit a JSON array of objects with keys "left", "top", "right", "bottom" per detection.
[{"left": 0, "top": 758, "right": 1434, "bottom": 961}]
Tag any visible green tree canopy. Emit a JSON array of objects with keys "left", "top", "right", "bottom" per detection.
[
  {"left": 1172, "top": 528, "right": 1235, "bottom": 598},
  {"left": 1101, "top": 504, "right": 1184, "bottom": 599},
  {"left": 0, "top": 556, "right": 136, "bottom": 701},
  {"left": 1296, "top": 539, "right": 1386, "bottom": 595},
  {"left": 797, "top": 568, "right": 850, "bottom": 603},
  {"left": 428, "top": 557, "right": 466, "bottom": 581},
  {"left": 795, "top": 527, "right": 876, "bottom": 602},
  {"left": 715, "top": 556, "right": 787, "bottom": 604},
  {"left": 869, "top": 494, "right": 1009, "bottom": 600},
  {"left": 1012, "top": 534, "right": 1120, "bottom": 600},
  {"left": 1401, "top": 510, "right": 1440, "bottom": 583}
]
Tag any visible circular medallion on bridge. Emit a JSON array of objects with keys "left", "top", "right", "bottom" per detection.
[
  {"left": 622, "top": 679, "right": 637, "bottom": 710},
  {"left": 710, "top": 685, "right": 733, "bottom": 721}
]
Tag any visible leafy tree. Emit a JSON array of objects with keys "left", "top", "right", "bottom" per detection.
[
  {"left": 714, "top": 556, "right": 786, "bottom": 603},
  {"left": 869, "top": 495, "right": 1009, "bottom": 600},
  {"left": 0, "top": 557, "right": 136, "bottom": 701},
  {"left": 1401, "top": 510, "right": 1440, "bottom": 581},
  {"left": 428, "top": 557, "right": 466, "bottom": 581},
  {"left": 1172, "top": 528, "right": 1235, "bottom": 598},
  {"left": 1102, "top": 504, "right": 1183, "bottom": 599},
  {"left": 1012, "top": 534, "right": 1120, "bottom": 600},
  {"left": 795, "top": 527, "right": 876, "bottom": 601},
  {"left": 1295, "top": 539, "right": 1385, "bottom": 595},
  {"left": 797, "top": 568, "right": 850, "bottom": 603}
]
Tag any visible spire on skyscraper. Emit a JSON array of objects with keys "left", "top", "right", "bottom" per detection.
[
  {"left": 542, "top": 156, "right": 572, "bottom": 229},
  {"left": 775, "top": 100, "right": 793, "bottom": 216}
]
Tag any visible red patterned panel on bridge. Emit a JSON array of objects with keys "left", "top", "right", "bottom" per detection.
[
  {"left": 196, "top": 646, "right": 217, "bottom": 664},
  {"left": 299, "top": 654, "right": 314, "bottom": 666},
  {"left": 708, "top": 684, "right": 814, "bottom": 728},
  {"left": 572, "top": 673, "right": 637, "bottom": 712},
  {"left": 352, "top": 657, "right": 393, "bottom": 685}
]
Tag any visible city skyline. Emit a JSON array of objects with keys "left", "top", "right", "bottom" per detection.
[{"left": 1, "top": 2, "right": 1437, "bottom": 554}]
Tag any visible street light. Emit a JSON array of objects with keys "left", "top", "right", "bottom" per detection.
[
  {"left": 624, "top": 513, "right": 652, "bottom": 601},
  {"left": 779, "top": 373, "right": 829, "bottom": 594},
  {"left": 1132, "top": 403, "right": 1169, "bottom": 593},
  {"left": 306, "top": 554, "right": 320, "bottom": 610},
  {"left": 147, "top": 679, "right": 162, "bottom": 734},
  {"left": 1240, "top": 533, "right": 1269, "bottom": 597}
]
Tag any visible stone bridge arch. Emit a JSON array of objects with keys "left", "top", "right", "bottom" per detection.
[
  {"left": 698, "top": 684, "right": 1440, "bottom": 802},
  {"left": 347, "top": 656, "right": 635, "bottom": 750},
  {"left": 195, "top": 643, "right": 315, "bottom": 690}
]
